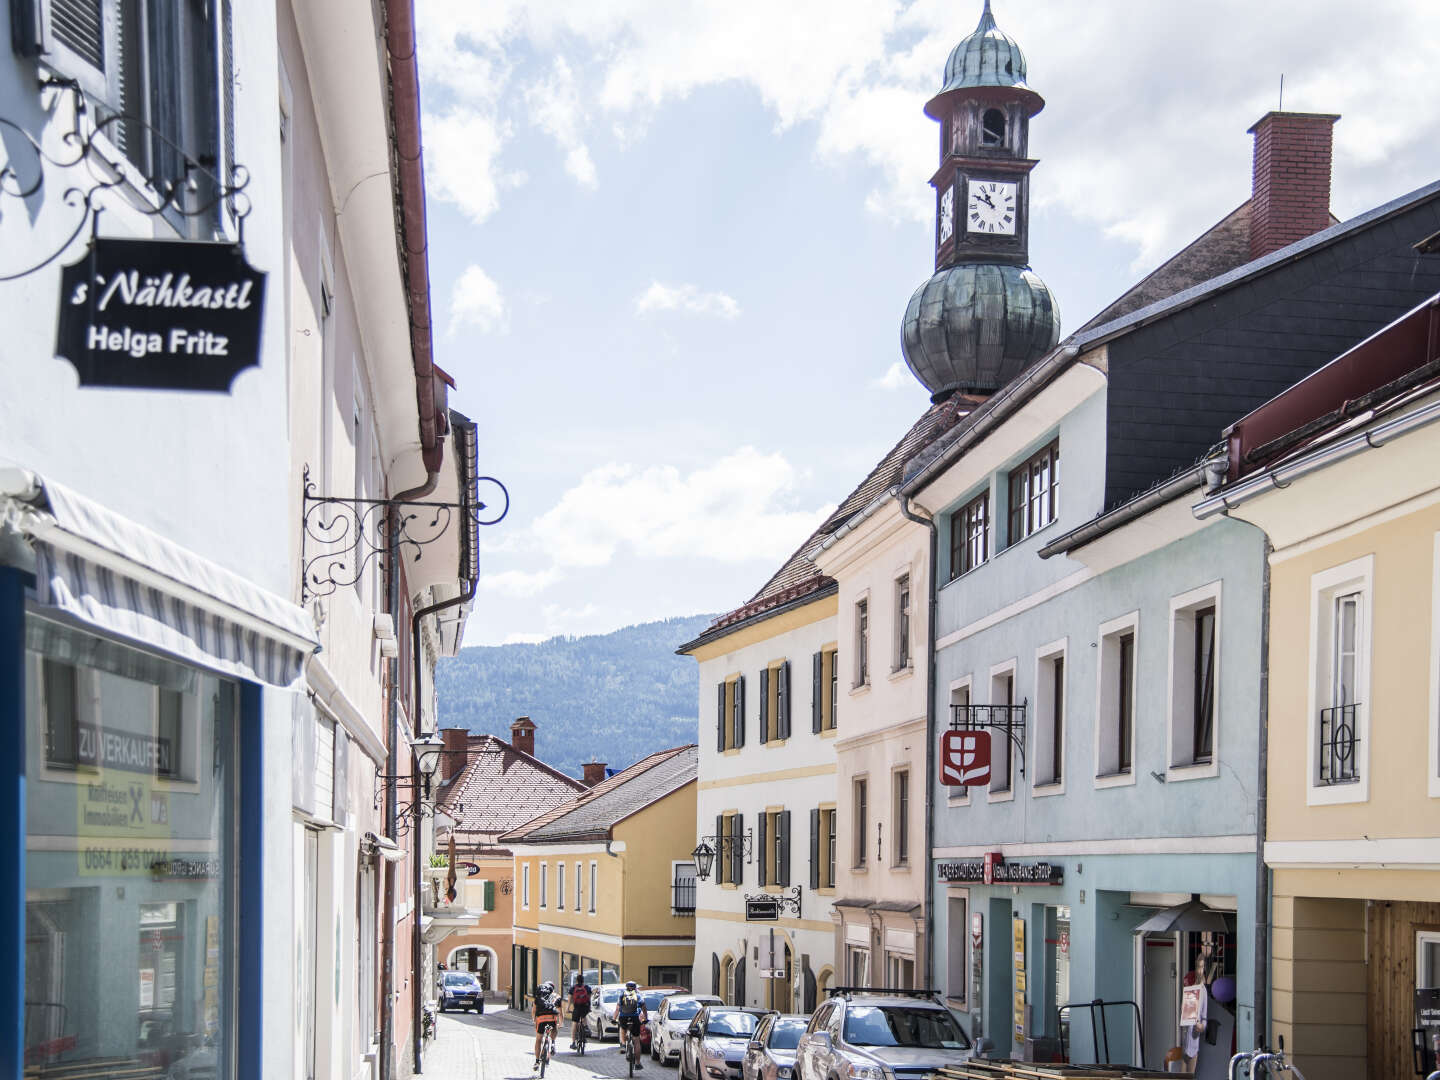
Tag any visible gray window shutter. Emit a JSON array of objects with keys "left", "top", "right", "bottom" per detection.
[
  {"left": 757, "top": 812, "right": 768, "bottom": 887},
  {"left": 758, "top": 667, "right": 770, "bottom": 744},
  {"left": 717, "top": 682, "right": 727, "bottom": 751},
  {"left": 778, "top": 661, "right": 791, "bottom": 740},
  {"left": 809, "top": 809, "right": 821, "bottom": 889},
  {"left": 715, "top": 814, "right": 724, "bottom": 881},
  {"left": 803, "top": 962, "right": 817, "bottom": 1013},
  {"left": 730, "top": 815, "right": 744, "bottom": 885},
  {"left": 778, "top": 810, "right": 791, "bottom": 886},
  {"left": 734, "top": 675, "right": 746, "bottom": 748},
  {"left": 812, "top": 652, "right": 823, "bottom": 733},
  {"left": 735, "top": 959, "right": 746, "bottom": 1005},
  {"left": 712, "top": 953, "right": 721, "bottom": 997}
]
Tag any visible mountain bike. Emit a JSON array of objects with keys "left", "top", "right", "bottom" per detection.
[
  {"left": 625, "top": 1025, "right": 641, "bottom": 1078},
  {"left": 574, "top": 1018, "right": 589, "bottom": 1056},
  {"left": 538, "top": 1023, "right": 556, "bottom": 1078}
]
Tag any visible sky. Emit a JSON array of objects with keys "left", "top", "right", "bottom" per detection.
[{"left": 413, "top": 0, "right": 1440, "bottom": 647}]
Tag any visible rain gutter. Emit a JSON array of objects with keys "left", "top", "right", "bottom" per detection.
[{"left": 1037, "top": 467, "right": 1204, "bottom": 559}]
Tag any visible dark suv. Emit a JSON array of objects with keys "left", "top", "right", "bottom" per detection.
[{"left": 794, "top": 988, "right": 972, "bottom": 1080}]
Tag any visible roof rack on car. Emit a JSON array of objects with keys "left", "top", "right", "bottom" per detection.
[{"left": 826, "top": 987, "right": 942, "bottom": 999}]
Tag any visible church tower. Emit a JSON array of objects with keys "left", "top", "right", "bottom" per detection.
[{"left": 900, "top": 0, "right": 1059, "bottom": 402}]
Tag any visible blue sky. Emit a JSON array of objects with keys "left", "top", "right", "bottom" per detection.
[{"left": 415, "top": 0, "right": 1440, "bottom": 646}]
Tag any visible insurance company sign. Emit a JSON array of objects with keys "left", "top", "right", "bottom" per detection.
[
  {"left": 936, "top": 855, "right": 1063, "bottom": 886},
  {"left": 57, "top": 237, "right": 267, "bottom": 391},
  {"left": 940, "top": 728, "right": 991, "bottom": 786}
]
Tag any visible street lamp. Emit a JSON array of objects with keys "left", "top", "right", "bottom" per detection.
[
  {"left": 410, "top": 732, "right": 445, "bottom": 799},
  {"left": 691, "top": 841, "right": 716, "bottom": 882}
]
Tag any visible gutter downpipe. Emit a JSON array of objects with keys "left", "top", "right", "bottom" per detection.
[
  {"left": 897, "top": 494, "right": 938, "bottom": 989},
  {"left": 1255, "top": 538, "right": 1271, "bottom": 1049}
]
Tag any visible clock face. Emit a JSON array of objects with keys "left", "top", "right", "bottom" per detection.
[
  {"left": 939, "top": 186, "right": 955, "bottom": 244},
  {"left": 966, "top": 179, "right": 1018, "bottom": 236}
]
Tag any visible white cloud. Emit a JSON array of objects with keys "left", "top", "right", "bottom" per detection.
[
  {"left": 526, "top": 58, "right": 600, "bottom": 189},
  {"left": 634, "top": 281, "right": 741, "bottom": 320},
  {"left": 873, "top": 361, "right": 913, "bottom": 391},
  {"left": 448, "top": 265, "right": 508, "bottom": 336},
  {"left": 422, "top": 108, "right": 524, "bottom": 226},
  {"left": 476, "top": 567, "right": 561, "bottom": 598},
  {"left": 531, "top": 447, "right": 831, "bottom": 569}
]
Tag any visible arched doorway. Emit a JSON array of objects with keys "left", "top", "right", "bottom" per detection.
[
  {"left": 816, "top": 965, "right": 834, "bottom": 1002},
  {"left": 768, "top": 942, "right": 794, "bottom": 1013},
  {"left": 448, "top": 945, "right": 497, "bottom": 990},
  {"left": 721, "top": 953, "right": 736, "bottom": 1004}
]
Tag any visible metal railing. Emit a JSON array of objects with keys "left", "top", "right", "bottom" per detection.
[
  {"left": 1318, "top": 703, "right": 1360, "bottom": 785},
  {"left": 673, "top": 878, "right": 696, "bottom": 915}
]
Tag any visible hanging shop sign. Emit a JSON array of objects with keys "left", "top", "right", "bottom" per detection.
[
  {"left": 56, "top": 237, "right": 267, "bottom": 391},
  {"left": 459, "top": 861, "right": 482, "bottom": 877},
  {"left": 937, "top": 855, "right": 1063, "bottom": 886},
  {"left": 746, "top": 896, "right": 781, "bottom": 921},
  {"left": 940, "top": 729, "right": 991, "bottom": 787}
]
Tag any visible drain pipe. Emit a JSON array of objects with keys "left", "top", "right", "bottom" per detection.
[
  {"left": 897, "top": 494, "right": 938, "bottom": 988},
  {"left": 380, "top": 470, "right": 437, "bottom": 1080},
  {"left": 1254, "top": 538, "right": 1272, "bottom": 1049}
]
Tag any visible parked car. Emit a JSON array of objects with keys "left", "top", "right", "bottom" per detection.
[
  {"left": 651, "top": 993, "right": 722, "bottom": 1063},
  {"left": 743, "top": 1014, "right": 809, "bottom": 1080},
  {"left": 586, "top": 983, "right": 629, "bottom": 1040},
  {"left": 438, "top": 970, "right": 484, "bottom": 1012},
  {"left": 679, "top": 1006, "right": 772, "bottom": 1080},
  {"left": 794, "top": 989, "right": 971, "bottom": 1080},
  {"left": 637, "top": 987, "right": 686, "bottom": 1053}
]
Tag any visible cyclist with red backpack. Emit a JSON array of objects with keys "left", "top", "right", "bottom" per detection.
[{"left": 569, "top": 976, "right": 592, "bottom": 1049}]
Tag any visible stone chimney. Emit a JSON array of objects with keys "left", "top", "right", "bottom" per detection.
[
  {"left": 440, "top": 727, "right": 470, "bottom": 786},
  {"left": 510, "top": 716, "right": 536, "bottom": 757},
  {"left": 582, "top": 761, "right": 608, "bottom": 787},
  {"left": 1247, "top": 111, "right": 1340, "bottom": 260}
]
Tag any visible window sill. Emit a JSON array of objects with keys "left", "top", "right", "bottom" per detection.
[
  {"left": 946, "top": 996, "right": 969, "bottom": 1013},
  {"left": 722, "top": 747, "right": 742, "bottom": 757},
  {"left": 1003, "top": 517, "right": 1061, "bottom": 554},
  {"left": 718, "top": 883, "right": 739, "bottom": 890},
  {"left": 819, "top": 727, "right": 839, "bottom": 739},
  {"left": 759, "top": 737, "right": 789, "bottom": 748},
  {"left": 1305, "top": 778, "right": 1369, "bottom": 807},
  {"left": 987, "top": 787, "right": 1015, "bottom": 804},
  {"left": 848, "top": 682, "right": 872, "bottom": 698},
  {"left": 1166, "top": 760, "right": 1219, "bottom": 783},
  {"left": 850, "top": 865, "right": 869, "bottom": 875},
  {"left": 1031, "top": 780, "right": 1065, "bottom": 798},
  {"left": 945, "top": 793, "right": 971, "bottom": 807},
  {"left": 1094, "top": 769, "right": 1136, "bottom": 790},
  {"left": 887, "top": 666, "right": 915, "bottom": 683},
  {"left": 816, "top": 886, "right": 837, "bottom": 896},
  {"left": 890, "top": 862, "right": 912, "bottom": 873}
]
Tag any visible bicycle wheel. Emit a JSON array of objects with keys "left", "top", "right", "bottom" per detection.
[{"left": 628, "top": 1040, "right": 636, "bottom": 1079}]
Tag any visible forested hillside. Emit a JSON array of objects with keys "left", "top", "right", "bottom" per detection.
[{"left": 434, "top": 614, "right": 716, "bottom": 778}]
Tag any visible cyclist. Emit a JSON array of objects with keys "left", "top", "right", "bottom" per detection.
[
  {"left": 615, "top": 980, "right": 647, "bottom": 1068},
  {"left": 569, "top": 975, "right": 592, "bottom": 1049},
  {"left": 533, "top": 980, "right": 561, "bottom": 1071}
]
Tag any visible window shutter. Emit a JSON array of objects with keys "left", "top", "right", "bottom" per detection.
[
  {"left": 735, "top": 959, "right": 746, "bottom": 1006},
  {"left": 730, "top": 815, "right": 743, "bottom": 885},
  {"left": 758, "top": 667, "right": 770, "bottom": 745},
  {"left": 715, "top": 814, "right": 724, "bottom": 882},
  {"left": 717, "top": 683, "right": 727, "bottom": 751},
  {"left": 778, "top": 661, "right": 791, "bottom": 740},
  {"left": 809, "top": 809, "right": 821, "bottom": 890},
  {"left": 483, "top": 879, "right": 495, "bottom": 911},
  {"left": 734, "top": 675, "right": 746, "bottom": 748},
  {"left": 803, "top": 963, "right": 817, "bottom": 1013},
  {"left": 757, "top": 812, "right": 768, "bottom": 887},
  {"left": 778, "top": 810, "right": 791, "bottom": 886},
  {"left": 812, "top": 652, "right": 823, "bottom": 733},
  {"left": 712, "top": 953, "right": 721, "bottom": 997}
]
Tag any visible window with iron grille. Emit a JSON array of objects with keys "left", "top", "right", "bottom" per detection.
[
  {"left": 1007, "top": 441, "right": 1059, "bottom": 546},
  {"left": 672, "top": 862, "right": 696, "bottom": 915},
  {"left": 950, "top": 490, "right": 990, "bottom": 579}
]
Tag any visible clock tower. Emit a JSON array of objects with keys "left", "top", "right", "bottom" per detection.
[{"left": 901, "top": 0, "right": 1059, "bottom": 402}]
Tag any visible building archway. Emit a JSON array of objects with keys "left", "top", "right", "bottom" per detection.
[
  {"left": 448, "top": 944, "right": 498, "bottom": 990},
  {"left": 816, "top": 965, "right": 835, "bottom": 1002},
  {"left": 721, "top": 952, "right": 736, "bottom": 1004}
]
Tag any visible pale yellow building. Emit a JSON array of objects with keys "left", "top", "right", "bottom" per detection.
[
  {"left": 504, "top": 745, "right": 699, "bottom": 1005},
  {"left": 1195, "top": 293, "right": 1440, "bottom": 1080}
]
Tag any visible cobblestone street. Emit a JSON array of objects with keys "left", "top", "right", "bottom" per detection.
[{"left": 423, "top": 1007, "right": 669, "bottom": 1080}]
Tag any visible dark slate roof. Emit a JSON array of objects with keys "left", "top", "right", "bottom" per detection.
[
  {"left": 435, "top": 734, "right": 587, "bottom": 842},
  {"left": 501, "top": 745, "right": 698, "bottom": 844}
]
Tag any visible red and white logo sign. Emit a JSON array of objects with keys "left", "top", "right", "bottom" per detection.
[
  {"left": 983, "top": 851, "right": 1003, "bottom": 885},
  {"left": 940, "top": 729, "right": 992, "bottom": 787}
]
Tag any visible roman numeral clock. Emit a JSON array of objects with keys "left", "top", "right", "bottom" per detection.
[{"left": 903, "top": 1, "right": 1059, "bottom": 403}]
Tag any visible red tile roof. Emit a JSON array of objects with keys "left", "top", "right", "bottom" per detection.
[{"left": 435, "top": 733, "right": 587, "bottom": 844}]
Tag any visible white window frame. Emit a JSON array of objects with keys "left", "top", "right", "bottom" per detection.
[
  {"left": 1094, "top": 611, "right": 1140, "bottom": 789},
  {"left": 1167, "top": 582, "right": 1222, "bottom": 781},
  {"left": 589, "top": 861, "right": 598, "bottom": 915},
  {"left": 1306, "top": 555, "right": 1373, "bottom": 806},
  {"left": 853, "top": 591, "right": 872, "bottom": 691},
  {"left": 892, "top": 569, "right": 913, "bottom": 675},
  {"left": 988, "top": 659, "right": 1018, "bottom": 802},
  {"left": 1418, "top": 930, "right": 1440, "bottom": 987},
  {"left": 891, "top": 766, "right": 911, "bottom": 867},
  {"left": 522, "top": 863, "right": 531, "bottom": 909},
  {"left": 670, "top": 860, "right": 697, "bottom": 916},
  {"left": 1032, "top": 638, "right": 1067, "bottom": 795},
  {"left": 575, "top": 861, "right": 583, "bottom": 911},
  {"left": 947, "top": 676, "right": 973, "bottom": 807},
  {"left": 539, "top": 861, "right": 548, "bottom": 908},
  {"left": 852, "top": 775, "right": 869, "bottom": 868},
  {"left": 1430, "top": 533, "right": 1440, "bottom": 799},
  {"left": 557, "top": 862, "right": 566, "bottom": 910}
]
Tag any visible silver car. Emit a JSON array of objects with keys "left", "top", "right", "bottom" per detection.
[
  {"left": 743, "top": 1014, "right": 809, "bottom": 1080},
  {"left": 586, "top": 983, "right": 629, "bottom": 1040},
  {"left": 652, "top": 994, "right": 722, "bottom": 1064},
  {"left": 794, "top": 990, "right": 971, "bottom": 1080},
  {"left": 679, "top": 1006, "right": 772, "bottom": 1080}
]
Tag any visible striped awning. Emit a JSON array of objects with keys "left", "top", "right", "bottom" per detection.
[{"left": 11, "top": 474, "right": 318, "bottom": 688}]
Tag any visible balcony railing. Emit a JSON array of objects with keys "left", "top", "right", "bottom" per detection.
[
  {"left": 673, "top": 878, "right": 696, "bottom": 915},
  {"left": 1318, "top": 703, "right": 1361, "bottom": 785}
]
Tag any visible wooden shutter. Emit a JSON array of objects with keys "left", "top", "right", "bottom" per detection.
[
  {"left": 730, "top": 815, "right": 743, "bottom": 885},
  {"left": 715, "top": 814, "right": 724, "bottom": 883},
  {"left": 758, "top": 667, "right": 770, "bottom": 744},
  {"left": 812, "top": 652, "right": 823, "bottom": 733},
  {"left": 778, "top": 810, "right": 791, "bottom": 886},
  {"left": 757, "top": 812, "right": 768, "bottom": 887},
  {"left": 803, "top": 962, "right": 817, "bottom": 1013},
  {"left": 733, "top": 675, "right": 746, "bottom": 748},
  {"left": 483, "top": 880, "right": 495, "bottom": 911},
  {"left": 712, "top": 954, "right": 721, "bottom": 997},
  {"left": 735, "top": 959, "right": 746, "bottom": 1005},
  {"left": 778, "top": 661, "right": 791, "bottom": 740},
  {"left": 717, "top": 682, "right": 727, "bottom": 751},
  {"left": 809, "top": 809, "right": 820, "bottom": 889}
]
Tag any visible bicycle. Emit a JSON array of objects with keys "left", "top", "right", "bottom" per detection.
[
  {"left": 538, "top": 1023, "right": 556, "bottom": 1078},
  {"left": 625, "top": 1025, "right": 641, "bottom": 1078},
  {"left": 574, "top": 1018, "right": 589, "bottom": 1057}
]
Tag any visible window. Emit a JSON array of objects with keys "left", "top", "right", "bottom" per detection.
[
  {"left": 950, "top": 490, "right": 990, "bottom": 579},
  {"left": 982, "top": 108, "right": 1007, "bottom": 148},
  {"left": 41, "top": 657, "right": 82, "bottom": 768},
  {"left": 1168, "top": 585, "right": 1221, "bottom": 774},
  {"left": 1034, "top": 642, "right": 1066, "bottom": 788},
  {"left": 716, "top": 812, "right": 744, "bottom": 886},
  {"left": 574, "top": 861, "right": 582, "bottom": 911},
  {"left": 589, "top": 861, "right": 597, "bottom": 914},
  {"left": 847, "top": 947, "right": 870, "bottom": 987},
  {"left": 1095, "top": 613, "right": 1139, "bottom": 783},
  {"left": 886, "top": 953, "right": 916, "bottom": 990},
  {"left": 359, "top": 863, "right": 377, "bottom": 1045},
  {"left": 1431, "top": 534, "right": 1440, "bottom": 799},
  {"left": 557, "top": 863, "right": 566, "bottom": 909},
  {"left": 1007, "top": 440, "right": 1060, "bottom": 545},
  {"left": 990, "top": 666, "right": 1015, "bottom": 795},
  {"left": 892, "top": 770, "right": 910, "bottom": 865},
  {"left": 672, "top": 862, "right": 697, "bottom": 915},
  {"left": 948, "top": 679, "right": 973, "bottom": 805},
  {"left": 855, "top": 600, "right": 870, "bottom": 687},
  {"left": 759, "top": 809, "right": 790, "bottom": 886},
  {"left": 1419, "top": 931, "right": 1440, "bottom": 989},
  {"left": 1308, "top": 557, "right": 1372, "bottom": 802},
  {"left": 811, "top": 806, "right": 838, "bottom": 889},
  {"left": 894, "top": 576, "right": 912, "bottom": 671},
  {"left": 760, "top": 661, "right": 791, "bottom": 743},
  {"left": 716, "top": 675, "right": 746, "bottom": 751},
  {"left": 853, "top": 778, "right": 868, "bottom": 867},
  {"left": 946, "top": 895, "right": 968, "bottom": 1005},
  {"left": 522, "top": 863, "right": 531, "bottom": 908},
  {"left": 539, "top": 863, "right": 548, "bottom": 908},
  {"left": 813, "top": 648, "right": 839, "bottom": 732}
]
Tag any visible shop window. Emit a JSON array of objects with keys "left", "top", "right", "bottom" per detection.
[
  {"left": 1096, "top": 613, "right": 1139, "bottom": 784},
  {"left": 846, "top": 946, "right": 870, "bottom": 987},
  {"left": 1169, "top": 584, "right": 1221, "bottom": 774},
  {"left": 886, "top": 952, "right": 915, "bottom": 990},
  {"left": 24, "top": 615, "right": 238, "bottom": 1078},
  {"left": 1308, "top": 557, "right": 1372, "bottom": 804},
  {"left": 946, "top": 896, "right": 968, "bottom": 1005},
  {"left": 1034, "top": 642, "right": 1066, "bottom": 789}
]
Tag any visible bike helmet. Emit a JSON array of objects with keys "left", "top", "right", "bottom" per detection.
[
  {"left": 625, "top": 980, "right": 638, "bottom": 989},
  {"left": 540, "top": 980, "right": 555, "bottom": 993}
]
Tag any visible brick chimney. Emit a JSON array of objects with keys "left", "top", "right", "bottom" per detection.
[
  {"left": 440, "top": 727, "right": 470, "bottom": 786},
  {"left": 510, "top": 716, "right": 536, "bottom": 757},
  {"left": 582, "top": 761, "right": 608, "bottom": 787},
  {"left": 1247, "top": 111, "right": 1340, "bottom": 260}
]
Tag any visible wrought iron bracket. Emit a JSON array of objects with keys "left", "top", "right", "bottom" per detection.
[
  {"left": 300, "top": 465, "right": 509, "bottom": 603},
  {"left": 950, "top": 701, "right": 1028, "bottom": 777},
  {"left": 699, "top": 828, "right": 754, "bottom": 865},
  {"left": 744, "top": 886, "right": 802, "bottom": 917}
]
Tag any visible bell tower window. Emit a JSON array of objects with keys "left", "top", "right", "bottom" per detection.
[{"left": 981, "top": 108, "right": 1007, "bottom": 148}]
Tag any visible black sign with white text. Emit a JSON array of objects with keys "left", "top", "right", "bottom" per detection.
[
  {"left": 56, "top": 237, "right": 266, "bottom": 391},
  {"left": 936, "top": 858, "right": 1063, "bottom": 886}
]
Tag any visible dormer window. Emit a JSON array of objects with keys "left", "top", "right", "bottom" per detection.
[{"left": 981, "top": 109, "right": 1007, "bottom": 148}]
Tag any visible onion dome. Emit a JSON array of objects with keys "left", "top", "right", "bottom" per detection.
[
  {"left": 900, "top": 263, "right": 1060, "bottom": 401},
  {"left": 925, "top": 0, "right": 1043, "bottom": 120}
]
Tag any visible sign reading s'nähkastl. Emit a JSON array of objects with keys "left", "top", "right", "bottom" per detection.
[{"left": 56, "top": 237, "right": 267, "bottom": 391}]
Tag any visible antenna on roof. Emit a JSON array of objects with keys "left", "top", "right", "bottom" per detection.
[{"left": 1278, "top": 73, "right": 1284, "bottom": 112}]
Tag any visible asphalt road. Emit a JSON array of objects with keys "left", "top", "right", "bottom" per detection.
[{"left": 425, "top": 1006, "right": 670, "bottom": 1080}]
